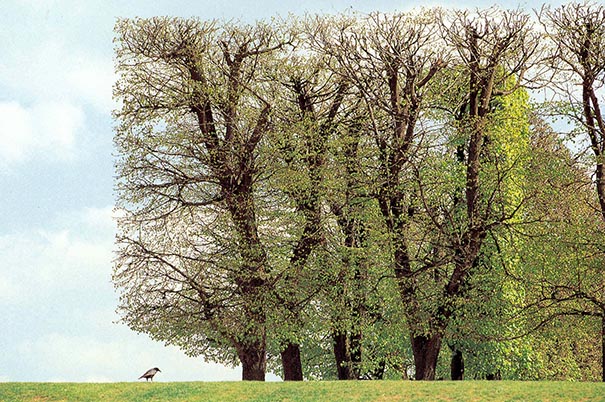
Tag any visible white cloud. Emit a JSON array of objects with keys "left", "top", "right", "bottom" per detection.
[
  {"left": 0, "top": 275, "right": 20, "bottom": 305},
  {"left": 69, "top": 61, "right": 115, "bottom": 112},
  {"left": 0, "top": 6, "right": 115, "bottom": 173},
  {"left": 0, "top": 205, "right": 113, "bottom": 306},
  {"left": 0, "top": 100, "right": 84, "bottom": 167},
  {"left": 0, "top": 37, "right": 114, "bottom": 113},
  {"left": 34, "top": 102, "right": 83, "bottom": 149},
  {"left": 79, "top": 206, "right": 117, "bottom": 231},
  {"left": 0, "top": 101, "right": 32, "bottom": 161}
]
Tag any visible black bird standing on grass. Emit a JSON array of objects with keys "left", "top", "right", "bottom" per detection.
[{"left": 139, "top": 367, "right": 161, "bottom": 381}]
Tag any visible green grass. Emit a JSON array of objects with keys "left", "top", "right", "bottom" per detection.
[{"left": 1, "top": 381, "right": 604, "bottom": 402}]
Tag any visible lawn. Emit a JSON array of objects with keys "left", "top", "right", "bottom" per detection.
[{"left": 1, "top": 380, "right": 604, "bottom": 402}]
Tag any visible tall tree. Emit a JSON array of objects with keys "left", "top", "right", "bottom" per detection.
[
  {"left": 270, "top": 50, "right": 348, "bottom": 380},
  {"left": 540, "top": 2, "right": 605, "bottom": 381},
  {"left": 113, "top": 17, "right": 289, "bottom": 381},
  {"left": 310, "top": 9, "right": 448, "bottom": 380},
  {"left": 400, "top": 7, "right": 540, "bottom": 379}
]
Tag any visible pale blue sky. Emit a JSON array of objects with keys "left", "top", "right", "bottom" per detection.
[{"left": 0, "top": 0, "right": 564, "bottom": 382}]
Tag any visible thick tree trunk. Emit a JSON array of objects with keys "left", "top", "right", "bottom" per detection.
[
  {"left": 333, "top": 332, "right": 359, "bottom": 380},
  {"left": 450, "top": 349, "right": 464, "bottom": 380},
  {"left": 411, "top": 334, "right": 443, "bottom": 380},
  {"left": 281, "top": 342, "right": 303, "bottom": 381},
  {"left": 239, "top": 341, "right": 266, "bottom": 381},
  {"left": 333, "top": 332, "right": 351, "bottom": 380}
]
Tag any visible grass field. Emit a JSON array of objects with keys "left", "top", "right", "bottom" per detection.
[{"left": 1, "top": 380, "right": 604, "bottom": 402}]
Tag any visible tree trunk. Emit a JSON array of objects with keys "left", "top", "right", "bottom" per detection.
[
  {"left": 281, "top": 342, "right": 303, "bottom": 381},
  {"left": 450, "top": 349, "right": 464, "bottom": 381},
  {"left": 333, "top": 332, "right": 357, "bottom": 380},
  {"left": 238, "top": 341, "right": 266, "bottom": 381},
  {"left": 411, "top": 334, "right": 443, "bottom": 380}
]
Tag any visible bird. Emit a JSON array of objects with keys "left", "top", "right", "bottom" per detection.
[{"left": 138, "top": 367, "right": 161, "bottom": 382}]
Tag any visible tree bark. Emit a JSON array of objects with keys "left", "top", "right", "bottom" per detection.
[
  {"left": 238, "top": 340, "right": 267, "bottom": 381},
  {"left": 411, "top": 334, "right": 443, "bottom": 380},
  {"left": 333, "top": 332, "right": 349, "bottom": 379},
  {"left": 450, "top": 349, "right": 464, "bottom": 380},
  {"left": 333, "top": 332, "right": 359, "bottom": 380},
  {"left": 281, "top": 342, "right": 303, "bottom": 381}
]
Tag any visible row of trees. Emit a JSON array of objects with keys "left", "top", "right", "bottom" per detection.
[{"left": 113, "top": 3, "right": 605, "bottom": 381}]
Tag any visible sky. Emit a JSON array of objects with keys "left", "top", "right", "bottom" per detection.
[{"left": 0, "top": 0, "right": 564, "bottom": 383}]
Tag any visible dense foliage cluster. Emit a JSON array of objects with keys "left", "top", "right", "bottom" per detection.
[{"left": 113, "top": 3, "right": 605, "bottom": 381}]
